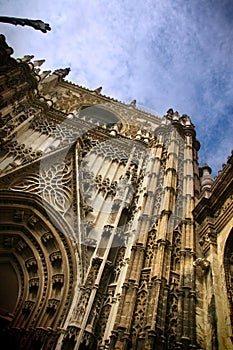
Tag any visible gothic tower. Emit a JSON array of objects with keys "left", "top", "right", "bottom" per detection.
[{"left": 0, "top": 35, "right": 232, "bottom": 350}]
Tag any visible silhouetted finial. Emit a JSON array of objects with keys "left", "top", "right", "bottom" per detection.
[
  {"left": 53, "top": 67, "right": 71, "bottom": 78},
  {"left": 200, "top": 163, "right": 213, "bottom": 193},
  {"left": 33, "top": 59, "right": 45, "bottom": 67},
  {"left": 130, "top": 99, "right": 136, "bottom": 107},
  {"left": 0, "top": 34, "right": 14, "bottom": 65},
  {"left": 94, "top": 87, "right": 102, "bottom": 94},
  {"left": 18, "top": 55, "right": 34, "bottom": 63}
]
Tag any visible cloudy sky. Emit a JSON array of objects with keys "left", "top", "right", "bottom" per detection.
[{"left": 0, "top": 0, "right": 232, "bottom": 176}]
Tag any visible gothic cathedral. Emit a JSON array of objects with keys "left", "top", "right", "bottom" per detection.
[{"left": 0, "top": 35, "right": 232, "bottom": 350}]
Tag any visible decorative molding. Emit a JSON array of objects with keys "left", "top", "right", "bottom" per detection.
[
  {"left": 193, "top": 257, "right": 210, "bottom": 271},
  {"left": 23, "top": 300, "right": 35, "bottom": 314}
]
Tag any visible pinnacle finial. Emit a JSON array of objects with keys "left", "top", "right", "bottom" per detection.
[
  {"left": 130, "top": 99, "right": 136, "bottom": 107},
  {"left": 0, "top": 34, "right": 14, "bottom": 65},
  {"left": 94, "top": 86, "right": 102, "bottom": 94},
  {"left": 33, "top": 59, "right": 45, "bottom": 67},
  {"left": 53, "top": 67, "right": 71, "bottom": 78},
  {"left": 17, "top": 55, "right": 34, "bottom": 63},
  {"left": 200, "top": 163, "right": 213, "bottom": 194},
  {"left": 40, "top": 70, "right": 51, "bottom": 81}
]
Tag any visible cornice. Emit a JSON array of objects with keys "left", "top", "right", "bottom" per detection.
[
  {"left": 193, "top": 156, "right": 233, "bottom": 225},
  {"left": 57, "top": 80, "right": 162, "bottom": 124},
  {"left": 0, "top": 190, "right": 75, "bottom": 240}
]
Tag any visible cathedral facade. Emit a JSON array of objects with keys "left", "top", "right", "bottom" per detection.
[{"left": 0, "top": 35, "right": 232, "bottom": 350}]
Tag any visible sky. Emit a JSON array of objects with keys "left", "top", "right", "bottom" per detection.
[{"left": 0, "top": 0, "right": 232, "bottom": 176}]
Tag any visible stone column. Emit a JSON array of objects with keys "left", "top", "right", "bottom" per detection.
[{"left": 176, "top": 128, "right": 196, "bottom": 348}]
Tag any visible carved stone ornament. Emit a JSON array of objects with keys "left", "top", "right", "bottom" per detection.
[
  {"left": 10, "top": 160, "right": 72, "bottom": 215},
  {"left": 193, "top": 257, "right": 210, "bottom": 270},
  {"left": 47, "top": 298, "right": 60, "bottom": 311}
]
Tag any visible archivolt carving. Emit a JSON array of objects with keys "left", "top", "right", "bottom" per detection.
[
  {"left": 47, "top": 298, "right": 60, "bottom": 313},
  {"left": 23, "top": 300, "right": 35, "bottom": 314},
  {"left": 0, "top": 193, "right": 77, "bottom": 347},
  {"left": 0, "top": 229, "right": 48, "bottom": 326}
]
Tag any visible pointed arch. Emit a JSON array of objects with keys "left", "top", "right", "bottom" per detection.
[
  {"left": 224, "top": 228, "right": 233, "bottom": 332},
  {"left": 0, "top": 190, "right": 81, "bottom": 348}
]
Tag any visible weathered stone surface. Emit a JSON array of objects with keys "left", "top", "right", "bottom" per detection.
[{"left": 0, "top": 37, "right": 232, "bottom": 350}]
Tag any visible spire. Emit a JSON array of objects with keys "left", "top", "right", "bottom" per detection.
[
  {"left": 53, "top": 67, "right": 71, "bottom": 79},
  {"left": 165, "top": 108, "right": 174, "bottom": 120},
  {"left": 39, "top": 70, "right": 51, "bottom": 81},
  {"left": 130, "top": 99, "right": 136, "bottom": 107},
  {"left": 17, "top": 54, "right": 34, "bottom": 63},
  {"left": 33, "top": 59, "right": 45, "bottom": 67},
  {"left": 93, "top": 86, "right": 102, "bottom": 94},
  {"left": 0, "top": 34, "right": 14, "bottom": 65}
]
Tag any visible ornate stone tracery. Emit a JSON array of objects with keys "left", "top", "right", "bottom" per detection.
[
  {"left": 0, "top": 40, "right": 232, "bottom": 350},
  {"left": 132, "top": 270, "right": 150, "bottom": 337},
  {"left": 10, "top": 158, "right": 73, "bottom": 216},
  {"left": 0, "top": 191, "right": 78, "bottom": 348}
]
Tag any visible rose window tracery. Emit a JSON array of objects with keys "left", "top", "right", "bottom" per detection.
[{"left": 10, "top": 160, "right": 72, "bottom": 215}]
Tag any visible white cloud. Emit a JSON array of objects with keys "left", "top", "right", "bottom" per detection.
[{"left": 0, "top": 0, "right": 232, "bottom": 175}]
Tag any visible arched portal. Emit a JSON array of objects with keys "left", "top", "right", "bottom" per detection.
[
  {"left": 0, "top": 261, "right": 19, "bottom": 314},
  {"left": 224, "top": 228, "right": 233, "bottom": 332},
  {"left": 0, "top": 190, "right": 80, "bottom": 349}
]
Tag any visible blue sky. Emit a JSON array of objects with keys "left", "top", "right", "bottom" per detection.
[{"left": 0, "top": 0, "right": 232, "bottom": 176}]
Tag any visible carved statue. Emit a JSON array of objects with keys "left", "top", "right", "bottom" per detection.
[
  {"left": 53, "top": 67, "right": 71, "bottom": 78},
  {"left": 193, "top": 257, "right": 210, "bottom": 270},
  {"left": 0, "top": 16, "right": 51, "bottom": 33},
  {"left": 0, "top": 34, "right": 14, "bottom": 65}
]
